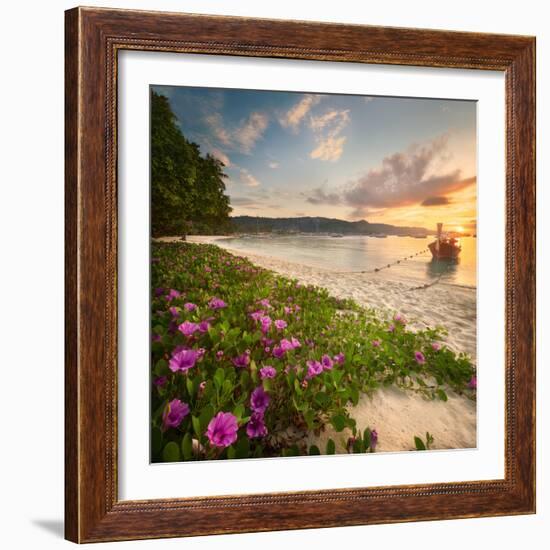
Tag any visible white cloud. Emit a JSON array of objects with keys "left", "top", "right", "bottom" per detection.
[
  {"left": 309, "top": 109, "right": 350, "bottom": 162},
  {"left": 268, "top": 161, "right": 279, "bottom": 169},
  {"left": 239, "top": 168, "right": 261, "bottom": 187},
  {"left": 205, "top": 111, "right": 268, "bottom": 154},
  {"left": 279, "top": 95, "right": 321, "bottom": 132},
  {"left": 210, "top": 148, "right": 231, "bottom": 167}
]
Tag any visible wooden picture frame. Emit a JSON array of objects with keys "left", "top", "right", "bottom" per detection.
[{"left": 65, "top": 6, "right": 536, "bottom": 543}]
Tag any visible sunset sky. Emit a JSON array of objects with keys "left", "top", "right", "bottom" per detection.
[{"left": 153, "top": 85, "right": 477, "bottom": 232}]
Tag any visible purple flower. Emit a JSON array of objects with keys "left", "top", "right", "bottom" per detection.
[
  {"left": 184, "top": 302, "right": 197, "bottom": 312},
  {"left": 169, "top": 306, "right": 180, "bottom": 319},
  {"left": 272, "top": 346, "right": 285, "bottom": 359},
  {"left": 169, "top": 348, "right": 199, "bottom": 372},
  {"left": 274, "top": 319, "right": 287, "bottom": 330},
  {"left": 388, "top": 324, "right": 395, "bottom": 333},
  {"left": 393, "top": 313, "right": 406, "bottom": 325},
  {"left": 260, "top": 315, "right": 272, "bottom": 334},
  {"left": 246, "top": 412, "right": 268, "bottom": 438},
  {"left": 206, "top": 412, "right": 238, "bottom": 448},
  {"left": 232, "top": 351, "right": 250, "bottom": 368},
  {"left": 166, "top": 289, "right": 181, "bottom": 302},
  {"left": 178, "top": 321, "right": 199, "bottom": 337},
  {"left": 321, "top": 354, "right": 334, "bottom": 371},
  {"left": 333, "top": 352, "right": 345, "bottom": 365},
  {"left": 372, "top": 339, "right": 381, "bottom": 348},
  {"left": 290, "top": 337, "right": 301, "bottom": 349},
  {"left": 259, "top": 365, "right": 277, "bottom": 379},
  {"left": 279, "top": 338, "right": 294, "bottom": 352},
  {"left": 306, "top": 360, "right": 323, "bottom": 379},
  {"left": 152, "top": 334, "right": 162, "bottom": 343},
  {"left": 154, "top": 287, "right": 165, "bottom": 297},
  {"left": 370, "top": 429, "right": 378, "bottom": 451},
  {"left": 209, "top": 297, "right": 227, "bottom": 310},
  {"left": 258, "top": 298, "right": 271, "bottom": 309},
  {"left": 153, "top": 376, "right": 167, "bottom": 387},
  {"left": 250, "top": 309, "right": 265, "bottom": 322},
  {"left": 414, "top": 351, "right": 426, "bottom": 364},
  {"left": 162, "top": 399, "right": 190, "bottom": 431},
  {"left": 216, "top": 350, "right": 224, "bottom": 360},
  {"left": 468, "top": 375, "right": 477, "bottom": 389},
  {"left": 198, "top": 380, "right": 207, "bottom": 395},
  {"left": 431, "top": 342, "right": 441, "bottom": 351},
  {"left": 198, "top": 320, "right": 210, "bottom": 333},
  {"left": 250, "top": 386, "right": 270, "bottom": 413},
  {"left": 284, "top": 306, "right": 292, "bottom": 315}
]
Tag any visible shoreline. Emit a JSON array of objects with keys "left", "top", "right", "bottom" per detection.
[{"left": 156, "top": 235, "right": 477, "bottom": 452}]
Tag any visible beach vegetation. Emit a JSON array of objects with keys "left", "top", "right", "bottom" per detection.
[{"left": 151, "top": 242, "right": 475, "bottom": 461}]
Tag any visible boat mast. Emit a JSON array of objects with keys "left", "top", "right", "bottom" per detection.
[{"left": 436, "top": 222, "right": 443, "bottom": 254}]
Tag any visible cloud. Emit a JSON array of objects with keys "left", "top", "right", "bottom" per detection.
[
  {"left": 205, "top": 111, "right": 268, "bottom": 153},
  {"left": 239, "top": 168, "right": 261, "bottom": 187},
  {"left": 268, "top": 161, "right": 279, "bottom": 169},
  {"left": 305, "top": 187, "right": 342, "bottom": 205},
  {"left": 343, "top": 134, "right": 475, "bottom": 209},
  {"left": 235, "top": 112, "right": 269, "bottom": 153},
  {"left": 421, "top": 196, "right": 451, "bottom": 206},
  {"left": 279, "top": 95, "right": 321, "bottom": 132},
  {"left": 210, "top": 148, "right": 231, "bottom": 167},
  {"left": 309, "top": 109, "right": 350, "bottom": 162},
  {"left": 303, "top": 134, "right": 476, "bottom": 214}
]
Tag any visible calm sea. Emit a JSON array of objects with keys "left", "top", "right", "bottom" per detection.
[{"left": 216, "top": 234, "right": 477, "bottom": 287}]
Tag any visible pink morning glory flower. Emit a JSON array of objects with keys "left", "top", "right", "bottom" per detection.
[
  {"left": 290, "top": 337, "right": 301, "bottom": 349},
  {"left": 153, "top": 376, "right": 167, "bottom": 387},
  {"left": 370, "top": 429, "right": 379, "bottom": 451},
  {"left": 259, "top": 366, "right": 277, "bottom": 379},
  {"left": 432, "top": 342, "right": 441, "bottom": 351},
  {"left": 232, "top": 351, "right": 250, "bottom": 368},
  {"left": 321, "top": 354, "right": 334, "bottom": 371},
  {"left": 206, "top": 412, "right": 238, "bottom": 448},
  {"left": 279, "top": 338, "right": 294, "bottom": 352},
  {"left": 169, "top": 348, "right": 199, "bottom": 372},
  {"left": 414, "top": 351, "right": 426, "bottom": 364},
  {"left": 208, "top": 297, "right": 227, "bottom": 310},
  {"left": 284, "top": 306, "right": 292, "bottom": 315},
  {"left": 260, "top": 316, "right": 272, "bottom": 334},
  {"left": 216, "top": 350, "right": 224, "bottom": 360},
  {"left": 178, "top": 320, "right": 199, "bottom": 337},
  {"left": 198, "top": 320, "right": 210, "bottom": 333},
  {"left": 272, "top": 346, "right": 284, "bottom": 358},
  {"left": 372, "top": 339, "right": 381, "bottom": 348},
  {"left": 306, "top": 360, "right": 323, "bottom": 379},
  {"left": 333, "top": 352, "right": 345, "bottom": 365},
  {"left": 258, "top": 298, "right": 271, "bottom": 309},
  {"left": 169, "top": 306, "right": 180, "bottom": 319},
  {"left": 250, "top": 386, "right": 270, "bottom": 413},
  {"left": 468, "top": 375, "right": 477, "bottom": 389},
  {"left": 388, "top": 324, "right": 395, "bottom": 333},
  {"left": 166, "top": 289, "right": 181, "bottom": 302},
  {"left": 162, "top": 399, "right": 190, "bottom": 431},
  {"left": 393, "top": 313, "right": 406, "bottom": 325},
  {"left": 274, "top": 319, "right": 287, "bottom": 331},
  {"left": 250, "top": 309, "right": 265, "bottom": 322},
  {"left": 246, "top": 412, "right": 268, "bottom": 438},
  {"left": 184, "top": 302, "right": 197, "bottom": 312}
]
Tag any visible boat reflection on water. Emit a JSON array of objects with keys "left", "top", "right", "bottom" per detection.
[{"left": 427, "top": 257, "right": 459, "bottom": 280}]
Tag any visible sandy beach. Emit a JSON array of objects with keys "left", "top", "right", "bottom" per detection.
[{"left": 159, "top": 235, "right": 477, "bottom": 452}]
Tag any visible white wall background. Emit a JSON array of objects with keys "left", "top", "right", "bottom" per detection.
[{"left": 0, "top": 1, "right": 546, "bottom": 548}]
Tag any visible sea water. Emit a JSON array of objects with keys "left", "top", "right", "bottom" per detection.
[{"left": 216, "top": 234, "right": 477, "bottom": 287}]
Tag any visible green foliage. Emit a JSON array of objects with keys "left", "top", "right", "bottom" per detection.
[
  {"left": 414, "top": 432, "right": 435, "bottom": 451},
  {"left": 150, "top": 242, "right": 475, "bottom": 461},
  {"left": 150, "top": 92, "right": 232, "bottom": 237}
]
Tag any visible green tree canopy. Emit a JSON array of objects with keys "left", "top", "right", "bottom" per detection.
[{"left": 150, "top": 91, "right": 232, "bottom": 237}]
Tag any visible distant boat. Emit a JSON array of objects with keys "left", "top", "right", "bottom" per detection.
[
  {"left": 428, "top": 223, "right": 461, "bottom": 260},
  {"left": 371, "top": 234, "right": 387, "bottom": 238},
  {"left": 412, "top": 235, "right": 427, "bottom": 239},
  {"left": 330, "top": 233, "right": 344, "bottom": 238}
]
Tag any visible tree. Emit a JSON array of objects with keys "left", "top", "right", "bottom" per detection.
[{"left": 150, "top": 91, "right": 232, "bottom": 237}]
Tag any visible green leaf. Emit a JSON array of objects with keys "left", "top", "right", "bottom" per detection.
[
  {"left": 304, "top": 409, "right": 316, "bottom": 430},
  {"left": 233, "top": 403, "right": 245, "bottom": 421},
  {"left": 153, "top": 359, "right": 169, "bottom": 376},
  {"left": 186, "top": 376, "right": 194, "bottom": 397},
  {"left": 436, "top": 389, "right": 448, "bottom": 402},
  {"left": 192, "top": 415, "right": 201, "bottom": 438},
  {"left": 162, "top": 441, "right": 180, "bottom": 462},
  {"left": 235, "top": 437, "right": 250, "bottom": 459},
  {"left": 331, "top": 414, "right": 346, "bottom": 432},
  {"left": 314, "top": 392, "right": 330, "bottom": 408},
  {"left": 151, "top": 427, "right": 163, "bottom": 455},
  {"left": 326, "top": 439, "right": 336, "bottom": 455},
  {"left": 181, "top": 433, "right": 193, "bottom": 460},
  {"left": 199, "top": 404, "right": 215, "bottom": 432},
  {"left": 309, "top": 445, "right": 321, "bottom": 455},
  {"left": 414, "top": 436, "right": 426, "bottom": 451},
  {"left": 214, "top": 368, "right": 225, "bottom": 390},
  {"left": 363, "top": 428, "right": 372, "bottom": 449},
  {"left": 227, "top": 445, "right": 237, "bottom": 459}
]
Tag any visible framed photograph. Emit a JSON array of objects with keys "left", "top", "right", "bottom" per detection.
[{"left": 65, "top": 7, "right": 536, "bottom": 543}]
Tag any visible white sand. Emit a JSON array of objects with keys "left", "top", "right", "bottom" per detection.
[{"left": 159, "top": 235, "right": 477, "bottom": 451}]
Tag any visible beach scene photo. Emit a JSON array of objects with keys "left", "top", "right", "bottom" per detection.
[{"left": 150, "top": 85, "right": 477, "bottom": 462}]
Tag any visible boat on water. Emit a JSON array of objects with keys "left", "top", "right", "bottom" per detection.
[{"left": 428, "top": 223, "right": 461, "bottom": 260}]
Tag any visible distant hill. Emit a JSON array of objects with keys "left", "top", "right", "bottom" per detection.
[{"left": 230, "top": 216, "right": 431, "bottom": 236}]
